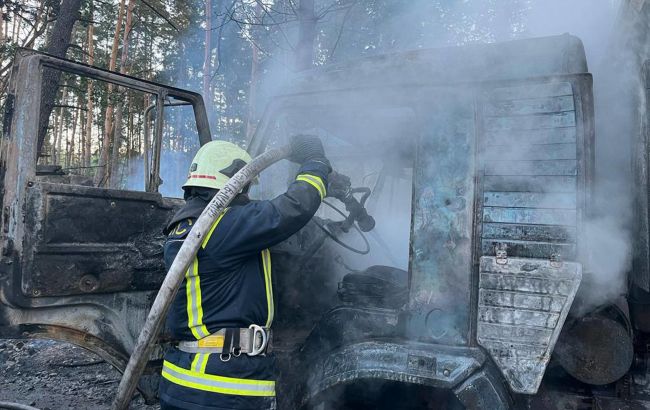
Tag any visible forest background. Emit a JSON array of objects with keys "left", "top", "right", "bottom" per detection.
[{"left": 0, "top": 0, "right": 596, "bottom": 196}]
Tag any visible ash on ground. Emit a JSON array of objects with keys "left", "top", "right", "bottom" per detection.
[{"left": 0, "top": 339, "right": 159, "bottom": 410}]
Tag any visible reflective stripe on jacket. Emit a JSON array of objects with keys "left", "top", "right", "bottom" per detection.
[{"left": 159, "top": 348, "right": 277, "bottom": 410}]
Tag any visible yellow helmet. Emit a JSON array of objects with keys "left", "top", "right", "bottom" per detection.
[{"left": 183, "top": 140, "right": 252, "bottom": 191}]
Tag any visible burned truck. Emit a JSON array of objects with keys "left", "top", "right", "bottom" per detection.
[{"left": 1, "top": 33, "right": 650, "bottom": 409}]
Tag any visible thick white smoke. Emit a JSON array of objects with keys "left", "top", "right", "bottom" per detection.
[
  {"left": 169, "top": 1, "right": 634, "bottom": 315},
  {"left": 525, "top": 0, "right": 632, "bottom": 313}
]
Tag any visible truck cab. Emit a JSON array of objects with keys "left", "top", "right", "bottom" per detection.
[{"left": 249, "top": 34, "right": 592, "bottom": 409}]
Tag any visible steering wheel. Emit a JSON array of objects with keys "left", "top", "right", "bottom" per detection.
[{"left": 312, "top": 200, "right": 370, "bottom": 255}]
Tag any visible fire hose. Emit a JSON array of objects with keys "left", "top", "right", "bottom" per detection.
[{"left": 110, "top": 146, "right": 291, "bottom": 410}]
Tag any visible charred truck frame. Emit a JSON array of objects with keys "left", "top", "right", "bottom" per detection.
[{"left": 2, "top": 32, "right": 650, "bottom": 409}]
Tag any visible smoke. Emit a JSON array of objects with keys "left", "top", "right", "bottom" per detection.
[
  {"left": 577, "top": 216, "right": 630, "bottom": 313},
  {"left": 157, "top": 0, "right": 637, "bottom": 341},
  {"left": 322, "top": 1, "right": 633, "bottom": 316},
  {"left": 167, "top": 0, "right": 643, "bottom": 405},
  {"left": 524, "top": 0, "right": 633, "bottom": 313},
  {"left": 380, "top": 0, "right": 634, "bottom": 315},
  {"left": 124, "top": 149, "right": 194, "bottom": 198}
]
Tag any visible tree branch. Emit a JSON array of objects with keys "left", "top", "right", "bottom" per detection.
[
  {"left": 328, "top": 2, "right": 355, "bottom": 60},
  {"left": 138, "top": 0, "right": 178, "bottom": 31},
  {"left": 254, "top": 0, "right": 295, "bottom": 51},
  {"left": 67, "top": 43, "right": 91, "bottom": 58},
  {"left": 53, "top": 104, "right": 88, "bottom": 111}
]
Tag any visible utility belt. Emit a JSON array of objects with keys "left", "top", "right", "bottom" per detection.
[{"left": 176, "top": 324, "right": 271, "bottom": 361}]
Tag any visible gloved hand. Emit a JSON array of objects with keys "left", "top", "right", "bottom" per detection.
[
  {"left": 288, "top": 135, "right": 327, "bottom": 164},
  {"left": 327, "top": 171, "right": 351, "bottom": 200}
]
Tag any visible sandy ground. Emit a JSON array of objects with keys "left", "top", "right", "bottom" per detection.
[{"left": 0, "top": 339, "right": 160, "bottom": 410}]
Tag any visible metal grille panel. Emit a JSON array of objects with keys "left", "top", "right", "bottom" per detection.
[
  {"left": 480, "top": 81, "right": 578, "bottom": 260},
  {"left": 477, "top": 81, "right": 585, "bottom": 394}
]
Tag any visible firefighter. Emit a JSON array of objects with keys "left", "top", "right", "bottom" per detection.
[{"left": 159, "top": 136, "right": 330, "bottom": 410}]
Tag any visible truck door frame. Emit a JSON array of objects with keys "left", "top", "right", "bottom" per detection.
[{"left": 0, "top": 49, "right": 213, "bottom": 403}]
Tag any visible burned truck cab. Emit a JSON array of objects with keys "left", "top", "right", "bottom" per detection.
[
  {"left": 1, "top": 34, "right": 620, "bottom": 409},
  {"left": 248, "top": 34, "right": 593, "bottom": 409}
]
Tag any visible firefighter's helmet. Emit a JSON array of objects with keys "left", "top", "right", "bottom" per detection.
[{"left": 183, "top": 140, "right": 252, "bottom": 191}]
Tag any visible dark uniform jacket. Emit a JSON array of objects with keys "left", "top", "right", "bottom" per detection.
[{"left": 158, "top": 160, "right": 328, "bottom": 410}]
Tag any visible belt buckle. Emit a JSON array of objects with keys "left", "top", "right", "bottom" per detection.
[{"left": 247, "top": 324, "right": 268, "bottom": 356}]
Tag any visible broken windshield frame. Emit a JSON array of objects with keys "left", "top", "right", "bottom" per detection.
[
  {"left": 3, "top": 49, "right": 212, "bottom": 195},
  {"left": 248, "top": 93, "right": 417, "bottom": 276}
]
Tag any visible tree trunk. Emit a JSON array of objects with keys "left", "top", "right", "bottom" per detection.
[
  {"left": 53, "top": 112, "right": 61, "bottom": 165},
  {"left": 3, "top": 5, "right": 7, "bottom": 40},
  {"left": 94, "top": 0, "right": 126, "bottom": 186},
  {"left": 108, "top": 0, "right": 135, "bottom": 188},
  {"left": 203, "top": 0, "right": 214, "bottom": 124},
  {"left": 111, "top": 106, "right": 123, "bottom": 187},
  {"left": 245, "top": 2, "right": 262, "bottom": 141},
  {"left": 80, "top": 110, "right": 86, "bottom": 168},
  {"left": 295, "top": 0, "right": 316, "bottom": 71},
  {"left": 66, "top": 99, "right": 79, "bottom": 169},
  {"left": 128, "top": 107, "right": 134, "bottom": 153},
  {"left": 48, "top": 112, "right": 58, "bottom": 166},
  {"left": 12, "top": 13, "right": 21, "bottom": 39},
  {"left": 36, "top": 0, "right": 83, "bottom": 157},
  {"left": 52, "top": 85, "right": 69, "bottom": 165},
  {"left": 127, "top": 105, "right": 133, "bottom": 175},
  {"left": 84, "top": 3, "right": 95, "bottom": 173},
  {"left": 23, "top": 0, "right": 47, "bottom": 49},
  {"left": 0, "top": 4, "right": 4, "bottom": 44},
  {"left": 95, "top": 93, "right": 114, "bottom": 185}
]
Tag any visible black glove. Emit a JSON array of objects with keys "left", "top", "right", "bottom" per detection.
[
  {"left": 288, "top": 135, "right": 327, "bottom": 164},
  {"left": 327, "top": 171, "right": 351, "bottom": 200}
]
